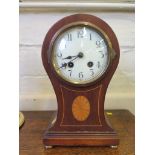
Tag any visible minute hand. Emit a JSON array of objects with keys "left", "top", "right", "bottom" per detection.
[
  {"left": 69, "top": 55, "right": 79, "bottom": 62},
  {"left": 68, "top": 52, "right": 84, "bottom": 62},
  {"left": 62, "top": 52, "right": 84, "bottom": 60}
]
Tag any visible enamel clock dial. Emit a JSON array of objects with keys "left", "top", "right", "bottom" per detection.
[
  {"left": 42, "top": 14, "right": 120, "bottom": 147},
  {"left": 52, "top": 26, "right": 109, "bottom": 84}
]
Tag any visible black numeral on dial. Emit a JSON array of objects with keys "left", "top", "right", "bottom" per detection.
[
  {"left": 90, "top": 69, "right": 94, "bottom": 76},
  {"left": 68, "top": 70, "right": 72, "bottom": 76},
  {"left": 96, "top": 40, "right": 104, "bottom": 48},
  {"left": 57, "top": 52, "right": 62, "bottom": 58},
  {"left": 67, "top": 34, "right": 72, "bottom": 41},
  {"left": 99, "top": 51, "right": 104, "bottom": 58},
  {"left": 79, "top": 72, "right": 84, "bottom": 79},
  {"left": 77, "top": 30, "right": 84, "bottom": 38},
  {"left": 90, "top": 33, "right": 92, "bottom": 40},
  {"left": 97, "top": 61, "right": 101, "bottom": 68}
]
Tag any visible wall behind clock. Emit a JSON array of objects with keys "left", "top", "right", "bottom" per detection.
[{"left": 19, "top": 0, "right": 135, "bottom": 114}]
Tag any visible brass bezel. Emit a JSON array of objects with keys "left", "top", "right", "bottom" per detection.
[{"left": 49, "top": 21, "right": 116, "bottom": 85}]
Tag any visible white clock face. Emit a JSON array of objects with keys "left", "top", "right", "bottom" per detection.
[{"left": 52, "top": 25, "right": 109, "bottom": 84}]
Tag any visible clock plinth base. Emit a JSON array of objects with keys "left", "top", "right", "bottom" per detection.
[{"left": 43, "top": 131, "right": 119, "bottom": 147}]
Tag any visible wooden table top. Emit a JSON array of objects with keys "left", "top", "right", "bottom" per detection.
[{"left": 20, "top": 110, "right": 135, "bottom": 155}]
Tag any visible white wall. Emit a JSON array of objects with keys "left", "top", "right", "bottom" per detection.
[{"left": 19, "top": 10, "right": 135, "bottom": 114}]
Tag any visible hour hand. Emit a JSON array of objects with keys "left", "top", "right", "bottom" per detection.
[{"left": 62, "top": 55, "right": 76, "bottom": 60}]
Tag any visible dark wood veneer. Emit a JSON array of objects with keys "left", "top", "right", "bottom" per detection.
[{"left": 41, "top": 14, "right": 120, "bottom": 146}]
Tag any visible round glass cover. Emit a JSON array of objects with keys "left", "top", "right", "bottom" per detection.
[{"left": 52, "top": 25, "right": 109, "bottom": 84}]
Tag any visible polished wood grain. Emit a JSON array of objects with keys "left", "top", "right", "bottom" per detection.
[{"left": 19, "top": 110, "right": 135, "bottom": 155}]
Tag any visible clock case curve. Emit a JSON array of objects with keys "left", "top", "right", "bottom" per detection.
[{"left": 42, "top": 14, "right": 120, "bottom": 146}]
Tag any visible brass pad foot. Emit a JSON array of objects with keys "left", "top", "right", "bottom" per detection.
[
  {"left": 110, "top": 145, "right": 118, "bottom": 149},
  {"left": 45, "top": 146, "right": 53, "bottom": 149}
]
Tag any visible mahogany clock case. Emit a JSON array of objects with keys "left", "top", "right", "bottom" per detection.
[{"left": 42, "top": 14, "right": 120, "bottom": 146}]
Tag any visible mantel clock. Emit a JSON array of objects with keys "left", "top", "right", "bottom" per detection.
[{"left": 42, "top": 14, "right": 120, "bottom": 147}]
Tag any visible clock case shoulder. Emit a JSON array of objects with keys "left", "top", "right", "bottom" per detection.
[{"left": 42, "top": 14, "right": 120, "bottom": 146}]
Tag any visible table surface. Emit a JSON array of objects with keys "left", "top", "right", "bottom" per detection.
[{"left": 20, "top": 110, "right": 135, "bottom": 155}]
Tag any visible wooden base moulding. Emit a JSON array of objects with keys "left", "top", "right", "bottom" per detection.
[
  {"left": 43, "top": 113, "right": 119, "bottom": 147},
  {"left": 43, "top": 131, "right": 119, "bottom": 147}
]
